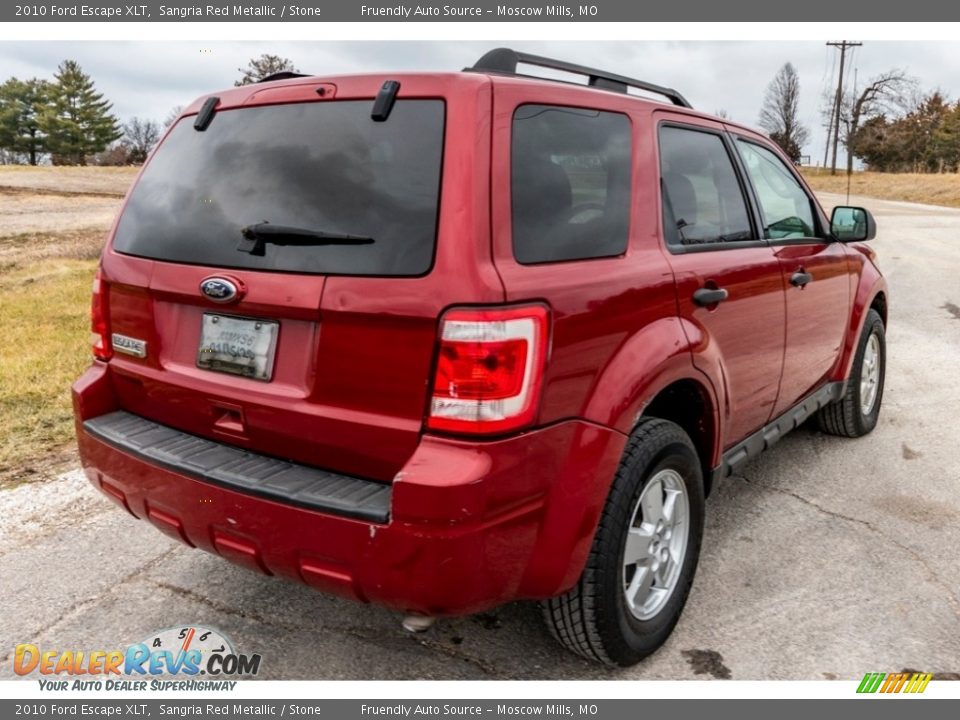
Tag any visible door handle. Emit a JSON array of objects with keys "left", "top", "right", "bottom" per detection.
[
  {"left": 790, "top": 270, "right": 813, "bottom": 287},
  {"left": 693, "top": 287, "right": 729, "bottom": 306}
]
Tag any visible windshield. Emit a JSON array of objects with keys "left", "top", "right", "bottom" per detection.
[{"left": 112, "top": 99, "right": 445, "bottom": 275}]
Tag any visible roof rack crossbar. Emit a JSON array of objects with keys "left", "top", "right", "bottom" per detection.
[{"left": 468, "top": 48, "right": 693, "bottom": 109}]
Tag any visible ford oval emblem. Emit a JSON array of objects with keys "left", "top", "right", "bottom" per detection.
[{"left": 199, "top": 276, "right": 243, "bottom": 304}]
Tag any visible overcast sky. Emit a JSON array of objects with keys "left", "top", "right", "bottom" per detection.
[{"left": 2, "top": 40, "right": 959, "bottom": 165}]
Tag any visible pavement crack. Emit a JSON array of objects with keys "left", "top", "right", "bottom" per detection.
[
  {"left": 739, "top": 474, "right": 874, "bottom": 530},
  {"left": 409, "top": 634, "right": 505, "bottom": 678},
  {"left": 144, "top": 579, "right": 302, "bottom": 633},
  {"left": 737, "top": 474, "right": 960, "bottom": 621}
]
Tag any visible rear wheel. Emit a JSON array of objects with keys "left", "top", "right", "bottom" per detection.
[
  {"left": 818, "top": 308, "right": 886, "bottom": 438},
  {"left": 542, "top": 418, "right": 705, "bottom": 666}
]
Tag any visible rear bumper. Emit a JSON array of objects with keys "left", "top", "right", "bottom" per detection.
[{"left": 73, "top": 363, "right": 626, "bottom": 616}]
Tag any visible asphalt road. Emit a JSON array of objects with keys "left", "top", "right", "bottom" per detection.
[{"left": 2, "top": 192, "right": 959, "bottom": 681}]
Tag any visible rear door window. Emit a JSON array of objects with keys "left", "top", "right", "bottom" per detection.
[
  {"left": 659, "top": 125, "right": 754, "bottom": 247},
  {"left": 113, "top": 100, "right": 445, "bottom": 276},
  {"left": 511, "top": 105, "right": 631, "bottom": 264}
]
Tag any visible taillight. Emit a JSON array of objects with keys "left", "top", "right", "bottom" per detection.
[
  {"left": 90, "top": 267, "right": 112, "bottom": 361},
  {"left": 428, "top": 305, "right": 549, "bottom": 435}
]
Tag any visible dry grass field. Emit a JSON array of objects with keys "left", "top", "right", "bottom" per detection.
[
  {"left": 0, "top": 165, "right": 134, "bottom": 195},
  {"left": 0, "top": 166, "right": 137, "bottom": 486},
  {"left": 802, "top": 168, "right": 960, "bottom": 209}
]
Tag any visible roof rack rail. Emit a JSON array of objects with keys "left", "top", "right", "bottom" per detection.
[
  {"left": 468, "top": 48, "right": 692, "bottom": 109},
  {"left": 257, "top": 71, "right": 311, "bottom": 83}
]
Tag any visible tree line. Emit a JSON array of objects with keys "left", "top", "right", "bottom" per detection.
[
  {"left": 0, "top": 61, "right": 122, "bottom": 165},
  {"left": 757, "top": 59, "right": 960, "bottom": 174},
  {"left": 6, "top": 52, "right": 955, "bottom": 174},
  {"left": 0, "top": 54, "right": 298, "bottom": 167},
  {"left": 852, "top": 92, "right": 960, "bottom": 173}
]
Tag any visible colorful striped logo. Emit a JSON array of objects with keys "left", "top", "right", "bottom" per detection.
[{"left": 857, "top": 672, "right": 933, "bottom": 694}]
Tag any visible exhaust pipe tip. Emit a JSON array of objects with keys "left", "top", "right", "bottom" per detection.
[{"left": 402, "top": 615, "right": 435, "bottom": 633}]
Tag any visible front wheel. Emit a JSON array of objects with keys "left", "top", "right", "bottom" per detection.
[
  {"left": 818, "top": 308, "right": 886, "bottom": 438},
  {"left": 542, "top": 418, "right": 705, "bottom": 666}
]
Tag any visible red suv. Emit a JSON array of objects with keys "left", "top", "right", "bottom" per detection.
[{"left": 73, "top": 49, "right": 887, "bottom": 666}]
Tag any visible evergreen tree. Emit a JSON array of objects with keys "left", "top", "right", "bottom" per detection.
[
  {"left": 0, "top": 77, "right": 51, "bottom": 165},
  {"left": 40, "top": 60, "right": 121, "bottom": 165},
  {"left": 850, "top": 116, "right": 899, "bottom": 171},
  {"left": 931, "top": 103, "right": 960, "bottom": 173},
  {"left": 849, "top": 94, "right": 960, "bottom": 173},
  {"left": 916, "top": 93, "right": 952, "bottom": 172}
]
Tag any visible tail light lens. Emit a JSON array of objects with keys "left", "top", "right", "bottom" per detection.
[
  {"left": 428, "top": 305, "right": 549, "bottom": 435},
  {"left": 91, "top": 267, "right": 112, "bottom": 361}
]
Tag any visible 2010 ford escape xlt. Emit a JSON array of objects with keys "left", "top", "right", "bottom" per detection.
[{"left": 73, "top": 49, "right": 888, "bottom": 666}]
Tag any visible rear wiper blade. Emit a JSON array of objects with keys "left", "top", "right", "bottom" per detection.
[{"left": 238, "top": 222, "right": 375, "bottom": 256}]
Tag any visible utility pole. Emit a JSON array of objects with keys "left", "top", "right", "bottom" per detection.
[
  {"left": 822, "top": 96, "right": 835, "bottom": 170},
  {"left": 826, "top": 40, "right": 862, "bottom": 175}
]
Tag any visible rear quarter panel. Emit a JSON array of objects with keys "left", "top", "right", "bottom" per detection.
[{"left": 489, "top": 80, "right": 720, "bottom": 464}]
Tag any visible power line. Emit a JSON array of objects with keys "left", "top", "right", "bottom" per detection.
[{"left": 826, "top": 40, "right": 862, "bottom": 175}]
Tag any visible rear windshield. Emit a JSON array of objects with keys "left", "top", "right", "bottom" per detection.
[{"left": 113, "top": 100, "right": 445, "bottom": 276}]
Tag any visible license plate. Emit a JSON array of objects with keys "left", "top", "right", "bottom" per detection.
[{"left": 196, "top": 314, "right": 279, "bottom": 382}]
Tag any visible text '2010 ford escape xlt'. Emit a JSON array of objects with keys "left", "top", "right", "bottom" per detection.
[{"left": 73, "top": 49, "right": 887, "bottom": 666}]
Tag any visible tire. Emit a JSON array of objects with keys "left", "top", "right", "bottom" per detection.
[
  {"left": 542, "top": 418, "right": 705, "bottom": 666},
  {"left": 817, "top": 308, "right": 886, "bottom": 438}
]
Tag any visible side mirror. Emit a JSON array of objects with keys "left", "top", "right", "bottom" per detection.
[{"left": 831, "top": 206, "right": 876, "bottom": 242}]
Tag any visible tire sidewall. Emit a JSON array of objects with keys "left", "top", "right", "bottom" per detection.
[
  {"left": 852, "top": 311, "right": 886, "bottom": 434},
  {"left": 602, "top": 435, "right": 705, "bottom": 664}
]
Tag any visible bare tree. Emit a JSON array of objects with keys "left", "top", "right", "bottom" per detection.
[
  {"left": 235, "top": 54, "right": 299, "bottom": 86},
  {"left": 759, "top": 63, "right": 810, "bottom": 162},
  {"left": 92, "top": 142, "right": 133, "bottom": 166},
  {"left": 714, "top": 109, "right": 732, "bottom": 120},
  {"left": 163, "top": 105, "right": 183, "bottom": 129},
  {"left": 123, "top": 117, "right": 160, "bottom": 164},
  {"left": 841, "top": 70, "right": 916, "bottom": 175}
]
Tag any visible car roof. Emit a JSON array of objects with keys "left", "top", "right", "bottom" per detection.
[{"left": 179, "top": 69, "right": 763, "bottom": 139}]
